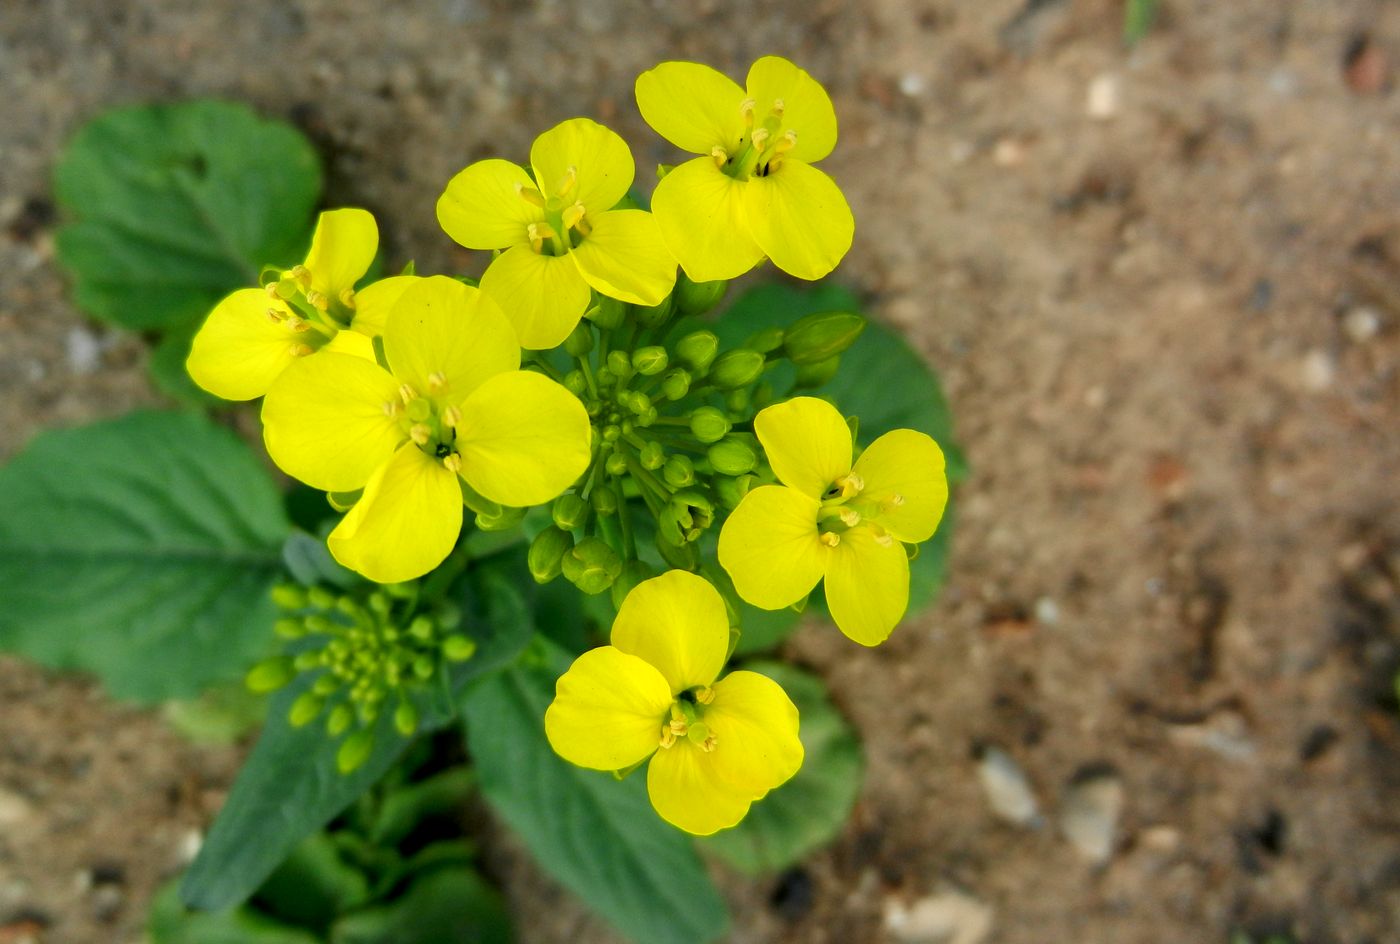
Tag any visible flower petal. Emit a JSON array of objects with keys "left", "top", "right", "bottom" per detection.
[
  {"left": 851, "top": 429, "right": 949, "bottom": 543},
  {"left": 303, "top": 208, "right": 378, "bottom": 297},
  {"left": 530, "top": 118, "right": 634, "bottom": 218},
  {"left": 718, "top": 485, "right": 827, "bottom": 611},
  {"left": 261, "top": 353, "right": 403, "bottom": 492},
  {"left": 322, "top": 327, "right": 375, "bottom": 361},
  {"left": 652, "top": 156, "right": 764, "bottom": 282},
  {"left": 611, "top": 570, "right": 729, "bottom": 694},
  {"left": 823, "top": 526, "right": 910, "bottom": 647},
  {"left": 743, "top": 159, "right": 853, "bottom": 281},
  {"left": 570, "top": 209, "right": 676, "bottom": 306},
  {"left": 186, "top": 288, "right": 299, "bottom": 401},
  {"left": 647, "top": 741, "right": 754, "bottom": 836},
  {"left": 705, "top": 669, "right": 804, "bottom": 795},
  {"left": 436, "top": 159, "right": 543, "bottom": 251},
  {"left": 349, "top": 274, "right": 421, "bottom": 337},
  {"left": 384, "top": 275, "right": 519, "bottom": 399},
  {"left": 744, "top": 56, "right": 838, "bottom": 163},
  {"left": 327, "top": 443, "right": 462, "bottom": 583},
  {"left": 544, "top": 646, "right": 672, "bottom": 771},
  {"left": 479, "top": 244, "right": 593, "bottom": 350},
  {"left": 754, "top": 396, "right": 853, "bottom": 497},
  {"left": 455, "top": 370, "right": 592, "bottom": 507},
  {"left": 635, "top": 61, "right": 747, "bottom": 155}
]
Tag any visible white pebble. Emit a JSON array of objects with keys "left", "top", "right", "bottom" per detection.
[
  {"left": 884, "top": 888, "right": 993, "bottom": 944},
  {"left": 977, "top": 746, "right": 1041, "bottom": 827},
  {"left": 1058, "top": 773, "right": 1124, "bottom": 865},
  {"left": 1300, "top": 349, "right": 1334, "bottom": 391},
  {"left": 1087, "top": 73, "right": 1119, "bottom": 119},
  {"left": 1343, "top": 306, "right": 1381, "bottom": 343},
  {"left": 66, "top": 325, "right": 102, "bottom": 374},
  {"left": 1034, "top": 597, "right": 1060, "bottom": 626},
  {"left": 899, "top": 72, "right": 927, "bottom": 97}
]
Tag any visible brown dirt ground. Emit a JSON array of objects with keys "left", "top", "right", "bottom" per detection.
[{"left": 3, "top": 1, "right": 1400, "bottom": 942}]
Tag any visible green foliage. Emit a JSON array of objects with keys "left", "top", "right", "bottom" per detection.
[
  {"left": 1124, "top": 0, "right": 1160, "bottom": 44},
  {"left": 149, "top": 324, "right": 222, "bottom": 407},
  {"left": 150, "top": 882, "right": 321, "bottom": 944},
  {"left": 330, "top": 869, "right": 511, "bottom": 944},
  {"left": 460, "top": 641, "right": 730, "bottom": 944},
  {"left": 703, "top": 663, "right": 862, "bottom": 873},
  {"left": 53, "top": 100, "right": 320, "bottom": 332},
  {"left": 0, "top": 410, "right": 290, "bottom": 702}
]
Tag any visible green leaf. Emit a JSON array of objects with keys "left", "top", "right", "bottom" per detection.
[
  {"left": 702, "top": 663, "right": 862, "bottom": 874},
  {"left": 252, "top": 832, "right": 371, "bottom": 932},
  {"left": 53, "top": 100, "right": 321, "bottom": 331},
  {"left": 149, "top": 323, "right": 221, "bottom": 408},
  {"left": 163, "top": 683, "right": 267, "bottom": 746},
  {"left": 282, "top": 530, "right": 361, "bottom": 589},
  {"left": 460, "top": 640, "right": 729, "bottom": 944},
  {"left": 1124, "top": 0, "right": 1160, "bottom": 44},
  {"left": 0, "top": 410, "right": 290, "bottom": 702},
  {"left": 331, "top": 868, "right": 512, "bottom": 944},
  {"left": 369, "top": 766, "right": 476, "bottom": 847},
  {"left": 148, "top": 881, "right": 320, "bottom": 944},
  {"left": 180, "top": 570, "right": 532, "bottom": 912}
]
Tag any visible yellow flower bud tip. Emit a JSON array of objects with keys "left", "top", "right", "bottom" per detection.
[
  {"left": 338, "top": 287, "right": 356, "bottom": 310},
  {"left": 442, "top": 405, "right": 462, "bottom": 428},
  {"left": 441, "top": 452, "right": 463, "bottom": 474},
  {"left": 289, "top": 342, "right": 315, "bottom": 357},
  {"left": 821, "top": 531, "right": 841, "bottom": 548},
  {"left": 427, "top": 370, "right": 448, "bottom": 393},
  {"left": 409, "top": 423, "right": 432, "bottom": 446}
]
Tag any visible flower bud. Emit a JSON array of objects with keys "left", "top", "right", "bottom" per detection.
[
  {"left": 660, "top": 368, "right": 691, "bottom": 401},
  {"left": 587, "top": 294, "right": 627, "bottom": 330},
  {"left": 710, "top": 349, "right": 765, "bottom": 389},
  {"left": 689, "top": 406, "right": 731, "bottom": 443},
  {"left": 337, "top": 728, "right": 375, "bottom": 774},
  {"left": 326, "top": 703, "right": 354, "bottom": 737},
  {"left": 459, "top": 480, "right": 502, "bottom": 518},
  {"left": 632, "top": 345, "right": 669, "bottom": 376},
  {"left": 725, "top": 387, "right": 751, "bottom": 412},
  {"left": 562, "top": 537, "right": 622, "bottom": 594},
  {"left": 563, "top": 369, "right": 588, "bottom": 396},
  {"left": 606, "top": 349, "right": 634, "bottom": 381},
  {"left": 663, "top": 454, "right": 695, "bottom": 488},
  {"left": 442, "top": 635, "right": 477, "bottom": 662},
  {"left": 656, "top": 529, "right": 699, "bottom": 569},
  {"left": 675, "top": 274, "right": 727, "bottom": 315},
  {"left": 611, "top": 560, "right": 656, "bottom": 611},
  {"left": 605, "top": 451, "right": 629, "bottom": 476},
  {"left": 246, "top": 656, "right": 294, "bottom": 694},
  {"left": 270, "top": 584, "right": 307, "bottom": 611},
  {"left": 564, "top": 322, "right": 594, "bottom": 357},
  {"left": 745, "top": 327, "right": 785, "bottom": 355},
  {"left": 634, "top": 292, "right": 674, "bottom": 328},
  {"left": 640, "top": 440, "right": 665, "bottom": 470},
  {"left": 591, "top": 483, "right": 619, "bottom": 516},
  {"left": 708, "top": 437, "right": 757, "bottom": 475},
  {"left": 288, "top": 691, "right": 324, "bottom": 728},
  {"left": 675, "top": 330, "right": 719, "bottom": 371},
  {"left": 274, "top": 617, "right": 306, "bottom": 639},
  {"left": 475, "top": 504, "right": 526, "bottom": 532},
  {"left": 781, "top": 310, "right": 866, "bottom": 365},
  {"left": 307, "top": 586, "right": 336, "bottom": 610},
  {"left": 394, "top": 699, "right": 419, "bottom": 737},
  {"left": 660, "top": 491, "right": 714, "bottom": 546},
  {"left": 528, "top": 526, "right": 574, "bottom": 583},
  {"left": 794, "top": 355, "right": 841, "bottom": 390},
  {"left": 552, "top": 493, "right": 588, "bottom": 531},
  {"left": 716, "top": 472, "right": 754, "bottom": 509}
]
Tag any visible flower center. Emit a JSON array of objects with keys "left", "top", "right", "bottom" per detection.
[
  {"left": 658, "top": 686, "right": 717, "bottom": 751},
  {"left": 266, "top": 264, "right": 356, "bottom": 359},
  {"left": 514, "top": 166, "right": 590, "bottom": 257},
  {"left": 816, "top": 471, "right": 903, "bottom": 548},
  {"left": 713, "top": 98, "right": 798, "bottom": 181},
  {"left": 384, "top": 376, "right": 464, "bottom": 473}
]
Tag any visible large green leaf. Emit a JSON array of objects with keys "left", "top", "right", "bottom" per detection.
[
  {"left": 702, "top": 663, "right": 862, "bottom": 874},
  {"left": 148, "top": 882, "right": 320, "bottom": 944},
  {"left": 0, "top": 410, "right": 290, "bottom": 702},
  {"left": 460, "top": 641, "right": 729, "bottom": 944},
  {"left": 53, "top": 100, "right": 321, "bottom": 331},
  {"left": 331, "top": 868, "right": 512, "bottom": 944},
  {"left": 181, "top": 571, "right": 532, "bottom": 912}
]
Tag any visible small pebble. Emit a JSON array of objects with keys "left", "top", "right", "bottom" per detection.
[
  {"left": 993, "top": 138, "right": 1027, "bottom": 167},
  {"left": 1167, "top": 711, "right": 1256, "bottom": 761},
  {"left": 1343, "top": 306, "right": 1380, "bottom": 343},
  {"left": 0, "top": 788, "right": 32, "bottom": 828},
  {"left": 884, "top": 888, "right": 993, "bottom": 944},
  {"left": 899, "top": 72, "right": 927, "bottom": 97},
  {"left": 977, "top": 746, "right": 1041, "bottom": 827},
  {"left": 1087, "top": 73, "right": 1119, "bottom": 119},
  {"left": 66, "top": 325, "right": 103, "bottom": 374},
  {"left": 1034, "top": 597, "right": 1060, "bottom": 626},
  {"left": 1300, "top": 349, "right": 1334, "bottom": 391},
  {"left": 1058, "top": 772, "right": 1124, "bottom": 865}
]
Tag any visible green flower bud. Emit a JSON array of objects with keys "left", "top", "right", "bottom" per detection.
[
  {"left": 690, "top": 406, "right": 731, "bottom": 443},
  {"left": 753, "top": 380, "right": 775, "bottom": 409},
  {"left": 394, "top": 699, "right": 419, "bottom": 738},
  {"left": 443, "top": 635, "right": 477, "bottom": 662},
  {"left": 725, "top": 387, "right": 751, "bottom": 412},
  {"left": 475, "top": 504, "right": 526, "bottom": 532},
  {"left": 656, "top": 530, "right": 699, "bottom": 570},
  {"left": 638, "top": 406, "right": 658, "bottom": 426},
  {"left": 564, "top": 322, "right": 594, "bottom": 357},
  {"left": 660, "top": 491, "right": 714, "bottom": 545},
  {"left": 270, "top": 584, "right": 307, "bottom": 611},
  {"left": 408, "top": 615, "right": 435, "bottom": 640},
  {"left": 562, "top": 537, "right": 622, "bottom": 594},
  {"left": 274, "top": 617, "right": 306, "bottom": 639},
  {"left": 413, "top": 654, "right": 436, "bottom": 680},
  {"left": 591, "top": 483, "right": 619, "bottom": 516},
  {"left": 293, "top": 650, "right": 322, "bottom": 672},
  {"left": 596, "top": 366, "right": 616, "bottom": 388},
  {"left": 640, "top": 440, "right": 666, "bottom": 470},
  {"left": 745, "top": 327, "right": 785, "bottom": 355},
  {"left": 246, "top": 657, "right": 294, "bottom": 694},
  {"left": 661, "top": 368, "right": 691, "bottom": 401},
  {"left": 303, "top": 614, "right": 334, "bottom": 635},
  {"left": 781, "top": 310, "right": 866, "bottom": 365},
  {"left": 326, "top": 703, "right": 354, "bottom": 737},
  {"left": 710, "top": 349, "right": 765, "bottom": 389},
  {"left": 288, "top": 691, "right": 324, "bottom": 728},
  {"left": 529, "top": 526, "right": 574, "bottom": 583},
  {"left": 633, "top": 345, "right": 669, "bottom": 375},
  {"left": 611, "top": 560, "right": 656, "bottom": 611},
  {"left": 716, "top": 472, "right": 755, "bottom": 509},
  {"left": 794, "top": 355, "right": 841, "bottom": 389},
  {"left": 436, "top": 601, "right": 461, "bottom": 631},
  {"left": 675, "top": 274, "right": 727, "bottom": 315},
  {"left": 634, "top": 292, "right": 674, "bottom": 327},
  {"left": 552, "top": 493, "right": 589, "bottom": 531},
  {"left": 606, "top": 349, "right": 634, "bottom": 381},
  {"left": 587, "top": 294, "right": 627, "bottom": 330},
  {"left": 625, "top": 391, "right": 652, "bottom": 415},
  {"left": 605, "top": 451, "right": 629, "bottom": 476},
  {"left": 337, "top": 728, "right": 375, "bottom": 774},
  {"left": 307, "top": 586, "right": 336, "bottom": 610},
  {"left": 313, "top": 674, "right": 340, "bottom": 696},
  {"left": 459, "top": 479, "right": 502, "bottom": 518},
  {"left": 564, "top": 369, "right": 587, "bottom": 396},
  {"left": 663, "top": 454, "right": 695, "bottom": 488},
  {"left": 708, "top": 438, "right": 757, "bottom": 475},
  {"left": 675, "top": 330, "right": 719, "bottom": 371},
  {"left": 602, "top": 423, "right": 621, "bottom": 443}
]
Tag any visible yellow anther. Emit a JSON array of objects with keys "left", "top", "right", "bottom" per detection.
[
  {"left": 554, "top": 165, "right": 578, "bottom": 199},
  {"left": 265, "top": 282, "right": 282, "bottom": 300},
  {"left": 834, "top": 472, "right": 865, "bottom": 498},
  {"left": 338, "top": 287, "right": 356, "bottom": 310},
  {"left": 267, "top": 307, "right": 286, "bottom": 323},
  {"left": 442, "top": 405, "right": 462, "bottom": 428},
  {"left": 288, "top": 319, "right": 311, "bottom": 333},
  {"left": 561, "top": 202, "right": 586, "bottom": 231},
  {"left": 740, "top": 98, "right": 756, "bottom": 126},
  {"left": 381, "top": 401, "right": 401, "bottom": 417},
  {"left": 514, "top": 182, "right": 546, "bottom": 208},
  {"left": 427, "top": 371, "right": 448, "bottom": 393},
  {"left": 409, "top": 424, "right": 432, "bottom": 446},
  {"left": 750, "top": 127, "right": 771, "bottom": 153},
  {"left": 700, "top": 735, "right": 718, "bottom": 753},
  {"left": 695, "top": 686, "right": 716, "bottom": 705},
  {"left": 289, "top": 343, "right": 314, "bottom": 357},
  {"left": 839, "top": 507, "right": 862, "bottom": 527},
  {"left": 305, "top": 290, "right": 329, "bottom": 311},
  {"left": 442, "top": 453, "right": 463, "bottom": 474},
  {"left": 821, "top": 532, "right": 842, "bottom": 548},
  {"left": 711, "top": 146, "right": 729, "bottom": 169},
  {"left": 398, "top": 383, "right": 418, "bottom": 404},
  {"left": 771, "top": 129, "right": 798, "bottom": 156},
  {"left": 873, "top": 530, "right": 895, "bottom": 548},
  {"left": 772, "top": 97, "right": 785, "bottom": 117},
  {"left": 290, "top": 264, "right": 312, "bottom": 286},
  {"left": 659, "top": 727, "right": 677, "bottom": 749},
  {"left": 890, "top": 492, "right": 906, "bottom": 507}
]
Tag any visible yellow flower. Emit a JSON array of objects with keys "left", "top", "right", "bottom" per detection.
[
  {"left": 544, "top": 570, "right": 803, "bottom": 836},
  {"left": 261, "top": 275, "right": 592, "bottom": 583},
  {"left": 635, "top": 56, "right": 854, "bottom": 282},
  {"left": 436, "top": 118, "right": 677, "bottom": 350},
  {"left": 718, "top": 397, "right": 948, "bottom": 647},
  {"left": 187, "top": 208, "right": 406, "bottom": 400}
]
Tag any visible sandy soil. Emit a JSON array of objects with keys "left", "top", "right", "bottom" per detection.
[{"left": 3, "top": 1, "right": 1400, "bottom": 942}]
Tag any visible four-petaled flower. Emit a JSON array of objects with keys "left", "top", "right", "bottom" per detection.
[
  {"left": 436, "top": 118, "right": 677, "bottom": 350},
  {"left": 188, "top": 208, "right": 415, "bottom": 400},
  {"left": 635, "top": 56, "right": 854, "bottom": 283},
  {"left": 261, "top": 275, "right": 592, "bottom": 583},
  {"left": 545, "top": 570, "right": 804, "bottom": 836},
  {"left": 719, "top": 397, "right": 948, "bottom": 646}
]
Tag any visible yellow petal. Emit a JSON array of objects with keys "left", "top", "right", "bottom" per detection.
[
  {"left": 705, "top": 669, "right": 804, "bottom": 795},
  {"left": 322, "top": 327, "right": 375, "bottom": 361},
  {"left": 384, "top": 275, "right": 519, "bottom": 399},
  {"left": 349, "top": 275, "right": 421, "bottom": 337},
  {"left": 823, "top": 526, "right": 910, "bottom": 647},
  {"left": 744, "top": 56, "right": 838, "bottom": 163},
  {"left": 652, "top": 156, "right": 764, "bottom": 282},
  {"left": 186, "top": 288, "right": 299, "bottom": 401},
  {"left": 569, "top": 209, "right": 676, "bottom": 306},
  {"left": 717, "top": 485, "right": 826, "bottom": 610},
  {"left": 744, "top": 160, "right": 853, "bottom": 281},
  {"left": 261, "top": 353, "right": 402, "bottom": 492},
  {"left": 327, "top": 444, "right": 462, "bottom": 583},
  {"left": 852, "top": 429, "right": 949, "bottom": 543},
  {"left": 455, "top": 370, "right": 592, "bottom": 507},
  {"left": 646, "top": 740, "right": 754, "bottom": 836},
  {"left": 754, "top": 396, "right": 852, "bottom": 497},
  {"left": 303, "top": 208, "right": 378, "bottom": 297},
  {"left": 530, "top": 117, "right": 634, "bottom": 218},
  {"left": 544, "top": 646, "right": 672, "bottom": 771},
  {"left": 436, "top": 159, "right": 543, "bottom": 250},
  {"left": 611, "top": 570, "right": 728, "bottom": 694},
  {"left": 635, "top": 61, "right": 746, "bottom": 155},
  {"left": 479, "top": 244, "right": 592, "bottom": 350}
]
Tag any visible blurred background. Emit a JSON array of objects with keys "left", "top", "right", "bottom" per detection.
[{"left": 2, "top": 1, "right": 1399, "bottom": 941}]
